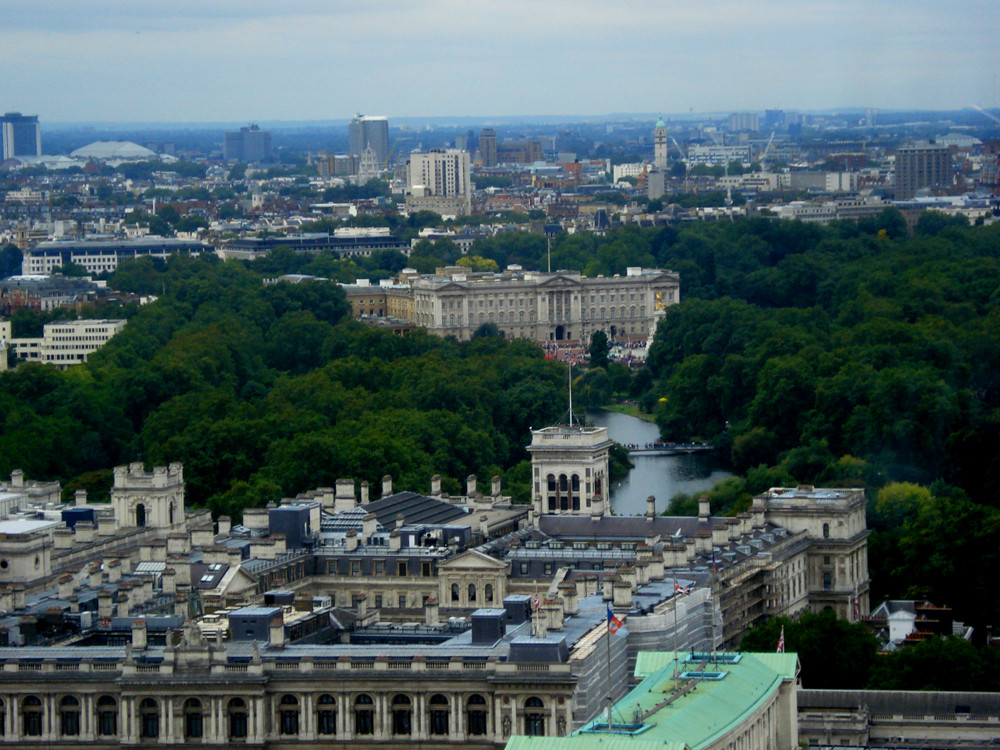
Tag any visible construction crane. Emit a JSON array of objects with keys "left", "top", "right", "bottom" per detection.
[
  {"left": 972, "top": 105, "right": 1000, "bottom": 127},
  {"left": 382, "top": 134, "right": 404, "bottom": 169},
  {"left": 759, "top": 131, "right": 776, "bottom": 168},
  {"left": 671, "top": 136, "right": 686, "bottom": 161}
]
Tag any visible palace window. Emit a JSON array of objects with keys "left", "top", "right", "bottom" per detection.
[
  {"left": 60, "top": 696, "right": 80, "bottom": 737},
  {"left": 139, "top": 698, "right": 159, "bottom": 739},
  {"left": 279, "top": 694, "right": 299, "bottom": 735},
  {"left": 354, "top": 695, "right": 375, "bottom": 735},
  {"left": 429, "top": 694, "right": 449, "bottom": 735},
  {"left": 317, "top": 694, "right": 336, "bottom": 735},
  {"left": 21, "top": 696, "right": 42, "bottom": 737},
  {"left": 468, "top": 694, "right": 488, "bottom": 735},
  {"left": 392, "top": 694, "right": 412, "bottom": 735},
  {"left": 183, "top": 698, "right": 203, "bottom": 739},
  {"left": 524, "top": 697, "right": 546, "bottom": 736},
  {"left": 97, "top": 696, "right": 117, "bottom": 736},
  {"left": 228, "top": 698, "right": 248, "bottom": 739}
]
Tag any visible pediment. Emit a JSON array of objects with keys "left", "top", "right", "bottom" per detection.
[
  {"left": 438, "top": 548, "right": 508, "bottom": 571},
  {"left": 537, "top": 275, "right": 582, "bottom": 288}
]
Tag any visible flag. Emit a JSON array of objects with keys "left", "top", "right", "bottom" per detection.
[
  {"left": 533, "top": 594, "right": 541, "bottom": 611},
  {"left": 674, "top": 582, "right": 691, "bottom": 596},
  {"left": 711, "top": 550, "right": 720, "bottom": 574},
  {"left": 776, "top": 626, "right": 785, "bottom": 653},
  {"left": 853, "top": 594, "right": 860, "bottom": 621},
  {"left": 607, "top": 605, "right": 624, "bottom": 635}
]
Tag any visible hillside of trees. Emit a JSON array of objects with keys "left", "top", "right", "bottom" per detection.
[{"left": 0, "top": 256, "right": 569, "bottom": 519}]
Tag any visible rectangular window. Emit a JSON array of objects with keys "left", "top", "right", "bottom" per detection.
[
  {"left": 519, "top": 562, "right": 530, "bottom": 574},
  {"left": 398, "top": 562, "right": 408, "bottom": 577},
  {"left": 422, "top": 562, "right": 432, "bottom": 577}
]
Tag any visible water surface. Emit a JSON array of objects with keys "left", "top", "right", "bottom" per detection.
[{"left": 586, "top": 409, "right": 733, "bottom": 516}]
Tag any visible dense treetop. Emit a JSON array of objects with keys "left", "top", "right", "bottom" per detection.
[{"left": 0, "top": 255, "right": 567, "bottom": 519}]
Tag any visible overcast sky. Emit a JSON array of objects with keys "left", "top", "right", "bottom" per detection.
[{"left": 4, "top": 0, "right": 999, "bottom": 123}]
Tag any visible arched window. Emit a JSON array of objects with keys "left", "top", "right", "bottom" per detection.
[
  {"left": 135, "top": 503, "right": 146, "bottom": 527},
  {"left": 485, "top": 583, "right": 494, "bottom": 603},
  {"left": 279, "top": 694, "right": 299, "bottom": 735},
  {"left": 524, "top": 697, "right": 545, "bottom": 736},
  {"left": 451, "top": 583, "right": 460, "bottom": 602},
  {"left": 228, "top": 698, "right": 248, "bottom": 739},
  {"left": 468, "top": 583, "right": 477, "bottom": 603},
  {"left": 467, "top": 694, "right": 488, "bottom": 736},
  {"left": 354, "top": 695, "right": 374, "bottom": 736},
  {"left": 96, "top": 695, "right": 117, "bottom": 737},
  {"left": 316, "top": 694, "right": 336, "bottom": 735},
  {"left": 391, "top": 694, "right": 412, "bottom": 735},
  {"left": 169, "top": 503, "right": 175, "bottom": 525},
  {"left": 184, "top": 698, "right": 203, "bottom": 739},
  {"left": 429, "top": 694, "right": 449, "bottom": 736},
  {"left": 546, "top": 475, "right": 556, "bottom": 492},
  {"left": 22, "top": 696, "right": 42, "bottom": 737},
  {"left": 823, "top": 523, "right": 830, "bottom": 538},
  {"left": 139, "top": 698, "right": 159, "bottom": 739},
  {"left": 571, "top": 475, "right": 580, "bottom": 492},
  {"left": 60, "top": 696, "right": 80, "bottom": 737},
  {"left": 558, "top": 474, "right": 568, "bottom": 492}
]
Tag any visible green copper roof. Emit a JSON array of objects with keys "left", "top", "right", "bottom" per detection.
[
  {"left": 655, "top": 116, "right": 666, "bottom": 129},
  {"left": 504, "top": 652, "right": 798, "bottom": 750},
  {"left": 507, "top": 737, "right": 685, "bottom": 750}
]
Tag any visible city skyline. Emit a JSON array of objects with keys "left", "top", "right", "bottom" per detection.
[{"left": 3, "top": 0, "right": 999, "bottom": 123}]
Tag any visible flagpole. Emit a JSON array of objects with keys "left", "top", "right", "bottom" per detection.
[
  {"left": 606, "top": 611, "right": 613, "bottom": 729},
  {"left": 672, "top": 578, "right": 678, "bottom": 678}
]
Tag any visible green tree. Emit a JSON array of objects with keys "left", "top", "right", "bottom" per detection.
[
  {"left": 740, "top": 611, "right": 878, "bottom": 688},
  {"left": 589, "top": 330, "right": 610, "bottom": 369}
]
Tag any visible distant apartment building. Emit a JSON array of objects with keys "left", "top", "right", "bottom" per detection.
[
  {"left": 728, "top": 111, "right": 760, "bottom": 132},
  {"left": 770, "top": 196, "right": 891, "bottom": 224},
  {"left": 0, "top": 112, "right": 41, "bottom": 160},
  {"left": 479, "top": 129, "right": 498, "bottom": 167},
  {"left": 8, "top": 318, "right": 126, "bottom": 369},
  {"left": 894, "top": 141, "right": 952, "bottom": 199},
  {"left": 612, "top": 162, "right": 646, "bottom": 183},
  {"left": 23, "top": 238, "right": 211, "bottom": 275},
  {"left": 317, "top": 153, "right": 359, "bottom": 177},
  {"left": 496, "top": 139, "right": 543, "bottom": 165},
  {"left": 405, "top": 149, "right": 473, "bottom": 217},
  {"left": 686, "top": 144, "right": 753, "bottom": 166},
  {"left": 0, "top": 275, "right": 103, "bottom": 314},
  {"left": 223, "top": 124, "right": 272, "bottom": 162},
  {"left": 348, "top": 114, "right": 389, "bottom": 167},
  {"left": 220, "top": 229, "right": 409, "bottom": 261},
  {"left": 411, "top": 266, "right": 679, "bottom": 343}
]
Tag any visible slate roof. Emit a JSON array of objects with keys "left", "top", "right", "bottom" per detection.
[{"left": 362, "top": 491, "right": 469, "bottom": 527}]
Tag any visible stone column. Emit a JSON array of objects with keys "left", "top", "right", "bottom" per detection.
[
  {"left": 254, "top": 696, "right": 265, "bottom": 742},
  {"left": 302, "top": 693, "right": 314, "bottom": 740},
  {"left": 43, "top": 693, "right": 54, "bottom": 741},
  {"left": 339, "top": 695, "right": 349, "bottom": 740},
  {"left": 165, "top": 697, "right": 174, "bottom": 741}
]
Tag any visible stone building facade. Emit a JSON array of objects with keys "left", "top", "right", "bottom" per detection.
[{"left": 411, "top": 266, "right": 679, "bottom": 343}]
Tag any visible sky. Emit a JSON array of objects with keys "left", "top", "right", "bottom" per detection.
[{"left": 4, "top": 0, "right": 1000, "bottom": 124}]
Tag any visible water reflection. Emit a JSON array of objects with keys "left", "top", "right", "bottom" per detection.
[{"left": 586, "top": 409, "right": 733, "bottom": 516}]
